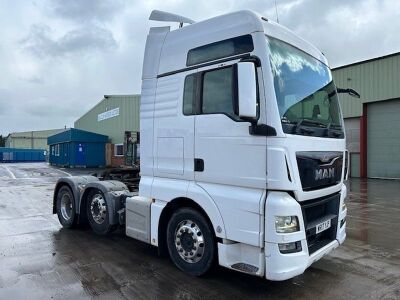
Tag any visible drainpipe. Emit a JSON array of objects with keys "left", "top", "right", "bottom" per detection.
[{"left": 360, "top": 103, "right": 368, "bottom": 178}]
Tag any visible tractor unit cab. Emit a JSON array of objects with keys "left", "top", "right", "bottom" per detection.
[
  {"left": 54, "top": 10, "right": 348, "bottom": 281},
  {"left": 138, "top": 10, "right": 348, "bottom": 280}
]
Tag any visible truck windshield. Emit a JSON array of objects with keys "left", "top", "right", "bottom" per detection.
[{"left": 267, "top": 36, "right": 343, "bottom": 138}]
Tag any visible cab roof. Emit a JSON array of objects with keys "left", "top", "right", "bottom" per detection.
[{"left": 145, "top": 10, "right": 328, "bottom": 78}]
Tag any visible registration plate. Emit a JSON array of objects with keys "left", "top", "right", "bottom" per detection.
[{"left": 316, "top": 219, "right": 331, "bottom": 234}]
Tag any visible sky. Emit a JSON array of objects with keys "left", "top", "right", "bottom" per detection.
[{"left": 1, "top": 0, "right": 399, "bottom": 135}]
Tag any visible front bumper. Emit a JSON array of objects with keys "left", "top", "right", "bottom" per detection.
[{"left": 265, "top": 185, "right": 347, "bottom": 281}]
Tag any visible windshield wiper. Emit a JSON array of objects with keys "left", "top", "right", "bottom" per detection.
[
  {"left": 281, "top": 118, "right": 319, "bottom": 134},
  {"left": 326, "top": 122, "right": 343, "bottom": 137},
  {"left": 297, "top": 118, "right": 327, "bottom": 128}
]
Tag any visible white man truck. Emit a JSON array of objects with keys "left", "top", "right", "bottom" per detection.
[{"left": 53, "top": 10, "right": 351, "bottom": 281}]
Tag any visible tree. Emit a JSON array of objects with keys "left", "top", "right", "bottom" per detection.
[{"left": 0, "top": 135, "right": 5, "bottom": 147}]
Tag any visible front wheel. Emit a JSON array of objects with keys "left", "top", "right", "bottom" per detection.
[
  {"left": 167, "top": 208, "right": 216, "bottom": 276},
  {"left": 86, "top": 189, "right": 116, "bottom": 235}
]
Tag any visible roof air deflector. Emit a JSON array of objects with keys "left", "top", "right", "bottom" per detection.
[{"left": 149, "top": 10, "right": 195, "bottom": 27}]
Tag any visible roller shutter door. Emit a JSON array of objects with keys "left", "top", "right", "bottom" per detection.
[{"left": 367, "top": 99, "right": 400, "bottom": 178}]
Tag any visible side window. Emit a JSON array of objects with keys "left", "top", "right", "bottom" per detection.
[
  {"left": 183, "top": 74, "right": 196, "bottom": 115},
  {"left": 187, "top": 35, "right": 254, "bottom": 66},
  {"left": 202, "top": 67, "right": 236, "bottom": 116}
]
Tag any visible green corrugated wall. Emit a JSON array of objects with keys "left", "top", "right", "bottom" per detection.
[
  {"left": 74, "top": 95, "right": 140, "bottom": 144},
  {"left": 332, "top": 53, "right": 400, "bottom": 118},
  {"left": 6, "top": 128, "right": 66, "bottom": 150}
]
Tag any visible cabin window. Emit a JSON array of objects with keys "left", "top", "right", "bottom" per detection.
[
  {"left": 183, "top": 74, "right": 196, "bottom": 115},
  {"left": 201, "top": 66, "right": 237, "bottom": 117},
  {"left": 187, "top": 35, "right": 253, "bottom": 66}
]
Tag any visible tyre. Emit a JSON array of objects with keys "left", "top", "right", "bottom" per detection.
[
  {"left": 167, "top": 208, "right": 216, "bottom": 276},
  {"left": 86, "top": 189, "right": 116, "bottom": 235},
  {"left": 56, "top": 185, "right": 77, "bottom": 228}
]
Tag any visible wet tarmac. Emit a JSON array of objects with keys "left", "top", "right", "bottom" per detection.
[{"left": 0, "top": 163, "right": 399, "bottom": 299}]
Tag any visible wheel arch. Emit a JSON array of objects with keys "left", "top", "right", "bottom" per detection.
[
  {"left": 53, "top": 176, "right": 99, "bottom": 214},
  {"left": 157, "top": 196, "right": 223, "bottom": 256},
  {"left": 80, "top": 180, "right": 129, "bottom": 226}
]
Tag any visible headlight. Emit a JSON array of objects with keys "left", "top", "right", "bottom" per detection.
[{"left": 275, "top": 216, "right": 299, "bottom": 233}]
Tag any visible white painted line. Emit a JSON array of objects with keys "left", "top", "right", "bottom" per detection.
[{"left": 2, "top": 165, "right": 16, "bottom": 179}]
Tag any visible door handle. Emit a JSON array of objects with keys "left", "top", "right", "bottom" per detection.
[{"left": 194, "top": 158, "right": 204, "bottom": 172}]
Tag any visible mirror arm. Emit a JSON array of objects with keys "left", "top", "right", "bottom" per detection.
[
  {"left": 239, "top": 55, "right": 261, "bottom": 67},
  {"left": 249, "top": 124, "right": 277, "bottom": 136},
  {"left": 336, "top": 88, "right": 361, "bottom": 98}
]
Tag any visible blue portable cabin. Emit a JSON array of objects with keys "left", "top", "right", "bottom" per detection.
[
  {"left": 47, "top": 128, "right": 108, "bottom": 168},
  {"left": 0, "top": 147, "right": 46, "bottom": 162}
]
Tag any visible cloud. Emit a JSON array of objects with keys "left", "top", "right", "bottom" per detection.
[
  {"left": 47, "top": 0, "right": 125, "bottom": 23},
  {"left": 0, "top": 89, "right": 14, "bottom": 116},
  {"left": 21, "top": 76, "right": 45, "bottom": 85},
  {"left": 1, "top": 0, "right": 400, "bottom": 136},
  {"left": 21, "top": 23, "right": 117, "bottom": 58}
]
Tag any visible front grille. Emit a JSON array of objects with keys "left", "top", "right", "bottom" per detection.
[
  {"left": 301, "top": 193, "right": 340, "bottom": 254},
  {"left": 297, "top": 151, "right": 343, "bottom": 191}
]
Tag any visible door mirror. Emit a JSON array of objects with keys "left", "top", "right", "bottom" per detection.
[{"left": 237, "top": 62, "right": 257, "bottom": 120}]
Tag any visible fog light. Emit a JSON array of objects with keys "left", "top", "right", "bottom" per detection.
[
  {"left": 275, "top": 216, "right": 299, "bottom": 233},
  {"left": 340, "top": 217, "right": 346, "bottom": 228},
  {"left": 278, "top": 241, "right": 302, "bottom": 254},
  {"left": 342, "top": 202, "right": 346, "bottom": 211}
]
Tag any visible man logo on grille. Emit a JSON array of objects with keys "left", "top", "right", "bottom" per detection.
[{"left": 315, "top": 168, "right": 335, "bottom": 180}]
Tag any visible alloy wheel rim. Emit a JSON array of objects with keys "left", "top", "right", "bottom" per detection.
[
  {"left": 174, "top": 219, "right": 205, "bottom": 263},
  {"left": 60, "top": 193, "right": 72, "bottom": 221},
  {"left": 90, "top": 194, "right": 107, "bottom": 224}
]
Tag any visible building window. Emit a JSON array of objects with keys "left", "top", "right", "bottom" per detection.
[
  {"left": 114, "top": 144, "right": 124, "bottom": 157},
  {"left": 55, "top": 144, "right": 60, "bottom": 157},
  {"left": 51, "top": 146, "right": 55, "bottom": 156}
]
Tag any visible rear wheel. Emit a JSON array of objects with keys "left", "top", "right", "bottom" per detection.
[
  {"left": 167, "top": 208, "right": 216, "bottom": 276},
  {"left": 56, "top": 185, "right": 77, "bottom": 228},
  {"left": 86, "top": 189, "right": 116, "bottom": 235}
]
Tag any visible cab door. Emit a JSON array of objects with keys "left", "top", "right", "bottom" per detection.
[
  {"left": 192, "top": 61, "right": 267, "bottom": 246},
  {"left": 193, "top": 62, "right": 266, "bottom": 189}
]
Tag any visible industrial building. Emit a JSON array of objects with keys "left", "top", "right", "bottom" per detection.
[
  {"left": 5, "top": 129, "right": 66, "bottom": 151},
  {"left": 332, "top": 52, "right": 400, "bottom": 179},
  {"left": 74, "top": 95, "right": 140, "bottom": 166}
]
